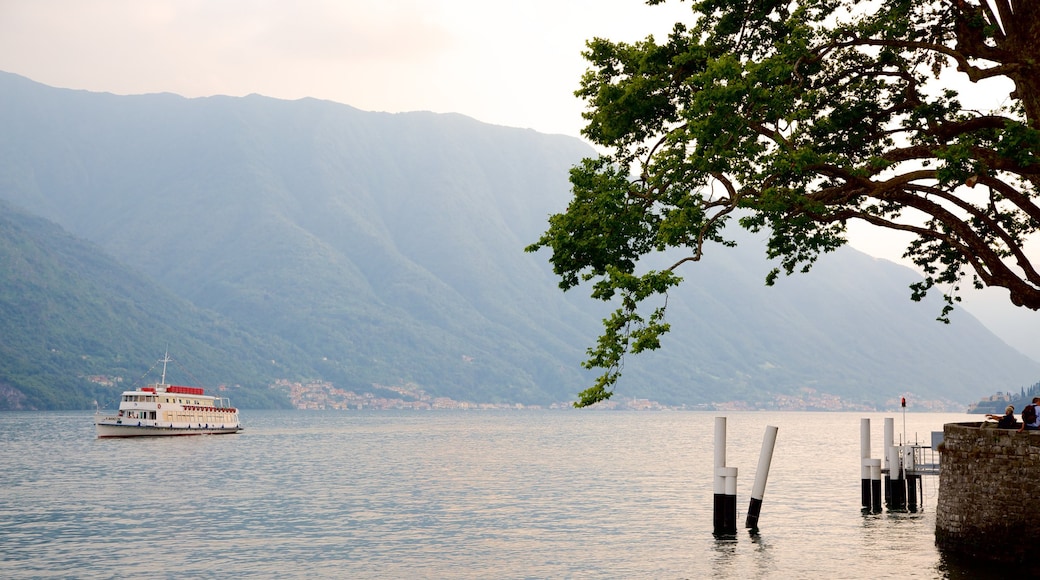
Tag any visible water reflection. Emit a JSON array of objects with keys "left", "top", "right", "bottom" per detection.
[
  {"left": 711, "top": 533, "right": 739, "bottom": 578},
  {"left": 936, "top": 551, "right": 1030, "bottom": 580},
  {"left": 747, "top": 529, "right": 775, "bottom": 579}
]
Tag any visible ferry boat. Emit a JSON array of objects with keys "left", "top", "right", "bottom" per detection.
[{"left": 94, "top": 354, "right": 243, "bottom": 438}]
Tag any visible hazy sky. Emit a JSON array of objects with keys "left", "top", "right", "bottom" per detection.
[
  {"left": 0, "top": 0, "right": 694, "bottom": 138},
  {"left": 1, "top": 0, "right": 1037, "bottom": 362}
]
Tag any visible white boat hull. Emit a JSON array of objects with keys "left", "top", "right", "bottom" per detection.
[{"left": 95, "top": 419, "right": 242, "bottom": 438}]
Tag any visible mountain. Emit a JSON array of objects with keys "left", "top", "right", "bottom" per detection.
[
  {"left": 0, "top": 70, "right": 1037, "bottom": 410},
  {"left": 0, "top": 199, "right": 310, "bottom": 409}
]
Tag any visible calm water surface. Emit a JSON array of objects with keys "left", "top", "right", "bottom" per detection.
[{"left": 0, "top": 410, "right": 1007, "bottom": 578}]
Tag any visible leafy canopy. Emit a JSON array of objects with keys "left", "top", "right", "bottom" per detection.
[{"left": 527, "top": 0, "right": 1040, "bottom": 407}]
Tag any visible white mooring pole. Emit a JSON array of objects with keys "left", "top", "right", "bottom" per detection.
[
  {"left": 745, "top": 425, "right": 778, "bottom": 530},
  {"left": 716, "top": 467, "right": 738, "bottom": 535},
  {"left": 713, "top": 417, "right": 737, "bottom": 535},
  {"left": 884, "top": 417, "right": 894, "bottom": 506},
  {"left": 860, "top": 418, "right": 871, "bottom": 509},
  {"left": 868, "top": 458, "right": 883, "bottom": 513},
  {"left": 887, "top": 443, "right": 905, "bottom": 510}
]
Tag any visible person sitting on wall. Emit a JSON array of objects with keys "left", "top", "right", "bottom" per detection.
[
  {"left": 1017, "top": 398, "right": 1040, "bottom": 432},
  {"left": 986, "top": 405, "right": 1017, "bottom": 429}
]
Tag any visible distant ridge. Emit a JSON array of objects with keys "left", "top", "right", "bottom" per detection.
[{"left": 0, "top": 70, "right": 1037, "bottom": 410}]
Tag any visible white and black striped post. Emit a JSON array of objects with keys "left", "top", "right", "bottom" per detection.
[
  {"left": 868, "top": 458, "right": 882, "bottom": 513},
  {"left": 883, "top": 418, "right": 894, "bottom": 506},
  {"left": 713, "top": 417, "right": 737, "bottom": 535},
  {"left": 716, "top": 466, "right": 738, "bottom": 535},
  {"left": 745, "top": 425, "right": 778, "bottom": 530},
  {"left": 887, "top": 444, "right": 906, "bottom": 510},
  {"left": 713, "top": 416, "right": 726, "bottom": 528},
  {"left": 860, "top": 418, "right": 871, "bottom": 509},
  {"left": 902, "top": 444, "right": 916, "bottom": 512}
]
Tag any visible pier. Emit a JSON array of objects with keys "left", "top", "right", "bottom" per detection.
[
  {"left": 905, "top": 439, "right": 940, "bottom": 476},
  {"left": 859, "top": 417, "right": 941, "bottom": 513}
]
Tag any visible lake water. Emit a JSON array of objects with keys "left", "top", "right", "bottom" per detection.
[{"left": 0, "top": 410, "right": 1008, "bottom": 578}]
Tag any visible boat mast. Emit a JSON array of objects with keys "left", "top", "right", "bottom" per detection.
[{"left": 159, "top": 349, "right": 172, "bottom": 385}]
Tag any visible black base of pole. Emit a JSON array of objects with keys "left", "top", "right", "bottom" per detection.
[
  {"left": 889, "top": 477, "right": 906, "bottom": 511},
  {"left": 714, "top": 493, "right": 725, "bottom": 533},
  {"left": 714, "top": 493, "right": 737, "bottom": 535},
  {"left": 745, "top": 496, "right": 763, "bottom": 529},
  {"left": 723, "top": 493, "right": 737, "bottom": 534},
  {"left": 907, "top": 474, "right": 919, "bottom": 512}
]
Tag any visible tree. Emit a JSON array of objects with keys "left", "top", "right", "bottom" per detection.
[{"left": 526, "top": 0, "right": 1040, "bottom": 407}]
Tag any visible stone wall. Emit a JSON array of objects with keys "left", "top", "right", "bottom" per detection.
[{"left": 935, "top": 422, "right": 1040, "bottom": 563}]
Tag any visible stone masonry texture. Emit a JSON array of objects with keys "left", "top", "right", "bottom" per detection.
[{"left": 935, "top": 422, "right": 1040, "bottom": 564}]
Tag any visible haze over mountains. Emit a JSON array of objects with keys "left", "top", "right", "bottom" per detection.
[{"left": 1, "top": 70, "right": 1036, "bottom": 411}]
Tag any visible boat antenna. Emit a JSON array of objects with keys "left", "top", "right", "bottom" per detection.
[{"left": 160, "top": 348, "right": 172, "bottom": 385}]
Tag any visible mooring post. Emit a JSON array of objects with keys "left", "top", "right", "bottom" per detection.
[
  {"left": 887, "top": 444, "right": 906, "bottom": 510},
  {"left": 868, "top": 458, "right": 883, "bottom": 513},
  {"left": 745, "top": 425, "right": 778, "bottom": 530},
  {"left": 860, "top": 418, "right": 871, "bottom": 509},
  {"left": 716, "top": 466, "right": 738, "bottom": 535},
  {"left": 903, "top": 444, "right": 917, "bottom": 512},
  {"left": 884, "top": 417, "right": 894, "bottom": 506},
  {"left": 886, "top": 444, "right": 897, "bottom": 509},
  {"left": 713, "top": 417, "right": 728, "bottom": 534}
]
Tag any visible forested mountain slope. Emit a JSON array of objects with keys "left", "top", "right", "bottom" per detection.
[
  {"left": 0, "top": 200, "right": 301, "bottom": 409},
  {"left": 1, "top": 70, "right": 1036, "bottom": 410}
]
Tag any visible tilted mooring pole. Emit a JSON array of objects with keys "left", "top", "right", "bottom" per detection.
[{"left": 745, "top": 425, "right": 778, "bottom": 530}]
